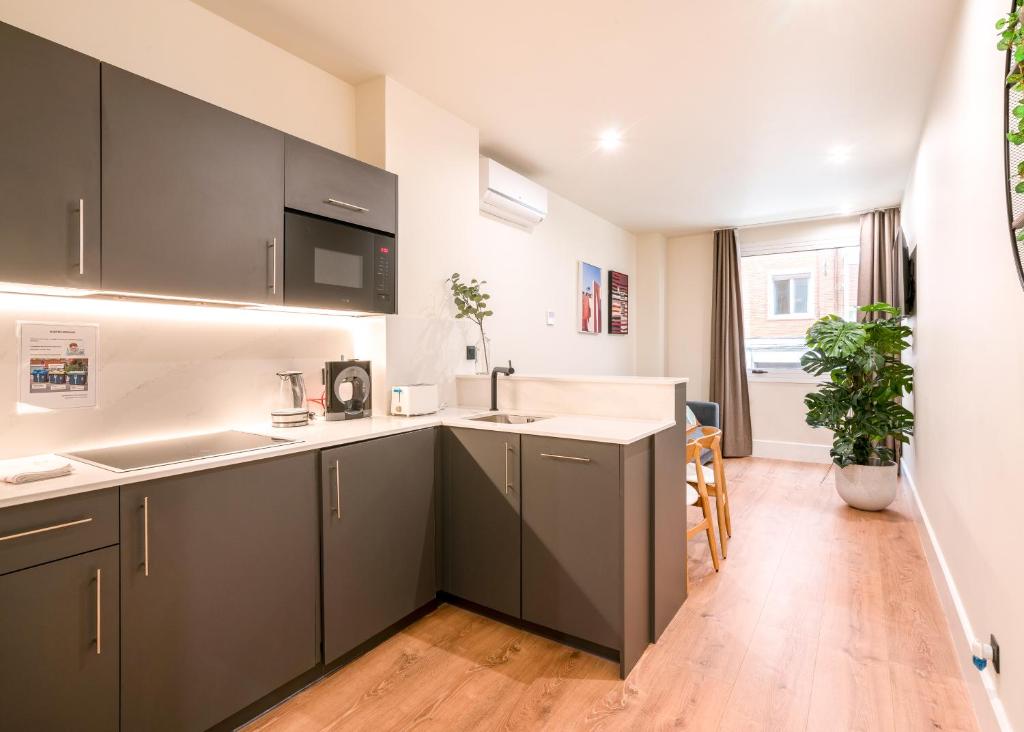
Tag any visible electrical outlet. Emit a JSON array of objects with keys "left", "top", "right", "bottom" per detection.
[{"left": 992, "top": 634, "right": 1001, "bottom": 674}]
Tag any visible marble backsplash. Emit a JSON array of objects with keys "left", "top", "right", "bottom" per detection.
[{"left": 0, "top": 293, "right": 385, "bottom": 459}]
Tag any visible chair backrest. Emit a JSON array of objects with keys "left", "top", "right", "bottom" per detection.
[
  {"left": 691, "top": 427, "right": 725, "bottom": 487},
  {"left": 685, "top": 438, "right": 712, "bottom": 500},
  {"left": 691, "top": 426, "right": 722, "bottom": 451}
]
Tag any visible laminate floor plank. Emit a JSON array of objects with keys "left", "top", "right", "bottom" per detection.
[{"left": 243, "top": 458, "right": 979, "bottom": 732}]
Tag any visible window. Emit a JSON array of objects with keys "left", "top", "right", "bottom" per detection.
[
  {"left": 740, "top": 244, "right": 860, "bottom": 375},
  {"left": 770, "top": 272, "right": 812, "bottom": 317}
]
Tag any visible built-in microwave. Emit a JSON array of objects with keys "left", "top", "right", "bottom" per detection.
[{"left": 283, "top": 210, "right": 396, "bottom": 313}]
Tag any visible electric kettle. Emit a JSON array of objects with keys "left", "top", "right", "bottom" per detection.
[{"left": 272, "top": 371, "right": 310, "bottom": 427}]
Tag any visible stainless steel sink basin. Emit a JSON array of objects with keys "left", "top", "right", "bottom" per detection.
[{"left": 468, "top": 413, "right": 549, "bottom": 425}]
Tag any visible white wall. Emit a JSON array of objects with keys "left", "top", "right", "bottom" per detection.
[
  {"left": 0, "top": 0, "right": 357, "bottom": 155},
  {"left": 665, "top": 233, "right": 714, "bottom": 400},
  {"left": 379, "top": 78, "right": 637, "bottom": 403},
  {"left": 0, "top": 294, "right": 380, "bottom": 459},
  {"left": 900, "top": 1, "right": 1020, "bottom": 727},
  {"left": 635, "top": 233, "right": 667, "bottom": 377}
]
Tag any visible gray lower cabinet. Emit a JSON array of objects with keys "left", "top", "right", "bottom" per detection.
[
  {"left": 521, "top": 435, "right": 652, "bottom": 677},
  {"left": 119, "top": 453, "right": 320, "bottom": 732},
  {"left": 442, "top": 428, "right": 521, "bottom": 617},
  {"left": 101, "top": 64, "right": 285, "bottom": 303},
  {"left": 0, "top": 21, "right": 101, "bottom": 288},
  {"left": 285, "top": 134, "right": 398, "bottom": 234},
  {"left": 521, "top": 437, "right": 622, "bottom": 649},
  {"left": 321, "top": 428, "right": 437, "bottom": 664},
  {"left": 0, "top": 545, "right": 119, "bottom": 731}
]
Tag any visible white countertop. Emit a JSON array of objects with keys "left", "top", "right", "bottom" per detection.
[
  {"left": 455, "top": 373, "right": 688, "bottom": 385},
  {"left": 0, "top": 408, "right": 674, "bottom": 509}
]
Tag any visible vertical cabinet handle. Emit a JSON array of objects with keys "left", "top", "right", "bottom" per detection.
[
  {"left": 268, "top": 238, "right": 278, "bottom": 294},
  {"left": 142, "top": 496, "right": 150, "bottom": 577},
  {"left": 334, "top": 460, "right": 342, "bottom": 519},
  {"left": 504, "top": 442, "right": 510, "bottom": 495},
  {"left": 95, "top": 568, "right": 102, "bottom": 655},
  {"left": 78, "top": 198, "right": 85, "bottom": 275}
]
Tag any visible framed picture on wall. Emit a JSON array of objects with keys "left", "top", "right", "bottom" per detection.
[
  {"left": 578, "top": 260, "right": 603, "bottom": 334},
  {"left": 608, "top": 271, "right": 629, "bottom": 334}
]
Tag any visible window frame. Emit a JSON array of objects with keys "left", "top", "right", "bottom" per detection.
[
  {"left": 766, "top": 269, "right": 815, "bottom": 320},
  {"left": 740, "top": 236, "right": 860, "bottom": 380}
]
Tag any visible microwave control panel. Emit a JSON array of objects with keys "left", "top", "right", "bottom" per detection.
[{"left": 374, "top": 242, "right": 394, "bottom": 307}]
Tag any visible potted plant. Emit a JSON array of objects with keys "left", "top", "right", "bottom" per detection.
[
  {"left": 447, "top": 273, "right": 494, "bottom": 374},
  {"left": 801, "top": 303, "right": 914, "bottom": 511}
]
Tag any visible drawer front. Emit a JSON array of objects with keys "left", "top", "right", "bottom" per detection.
[
  {"left": 285, "top": 135, "right": 397, "bottom": 234},
  {"left": 0, "top": 489, "right": 118, "bottom": 575}
]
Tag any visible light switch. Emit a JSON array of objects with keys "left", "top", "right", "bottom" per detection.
[{"left": 545, "top": 310, "right": 556, "bottom": 326}]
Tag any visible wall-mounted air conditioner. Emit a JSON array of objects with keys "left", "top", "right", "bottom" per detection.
[{"left": 479, "top": 157, "right": 548, "bottom": 231}]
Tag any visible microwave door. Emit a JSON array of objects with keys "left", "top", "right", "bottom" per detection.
[{"left": 284, "top": 211, "right": 376, "bottom": 311}]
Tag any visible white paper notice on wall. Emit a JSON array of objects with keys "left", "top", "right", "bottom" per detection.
[{"left": 19, "top": 322, "right": 98, "bottom": 410}]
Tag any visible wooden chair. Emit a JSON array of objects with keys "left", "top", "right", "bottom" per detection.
[
  {"left": 687, "top": 427, "right": 732, "bottom": 558},
  {"left": 686, "top": 439, "right": 720, "bottom": 574}
]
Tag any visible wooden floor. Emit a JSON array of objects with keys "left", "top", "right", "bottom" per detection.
[{"left": 244, "top": 458, "right": 978, "bottom": 731}]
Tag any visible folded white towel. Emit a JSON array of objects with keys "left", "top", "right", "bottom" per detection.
[{"left": 0, "top": 455, "right": 73, "bottom": 484}]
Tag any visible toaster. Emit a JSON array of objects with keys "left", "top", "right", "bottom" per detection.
[{"left": 390, "top": 384, "right": 439, "bottom": 416}]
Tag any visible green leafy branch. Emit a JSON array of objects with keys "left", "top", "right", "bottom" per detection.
[
  {"left": 998, "top": 4, "right": 1024, "bottom": 236},
  {"left": 801, "top": 303, "right": 914, "bottom": 468},
  {"left": 447, "top": 273, "right": 493, "bottom": 326},
  {"left": 447, "top": 273, "right": 494, "bottom": 370}
]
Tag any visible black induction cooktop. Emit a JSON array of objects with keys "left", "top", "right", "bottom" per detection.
[{"left": 63, "top": 431, "right": 299, "bottom": 473}]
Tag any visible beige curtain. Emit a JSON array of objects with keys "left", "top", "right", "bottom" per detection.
[
  {"left": 709, "top": 229, "right": 752, "bottom": 457},
  {"left": 857, "top": 207, "right": 904, "bottom": 465},
  {"left": 857, "top": 208, "right": 903, "bottom": 316}
]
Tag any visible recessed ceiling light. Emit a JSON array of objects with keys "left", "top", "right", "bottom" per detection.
[
  {"left": 827, "top": 144, "right": 853, "bottom": 165},
  {"left": 598, "top": 129, "right": 623, "bottom": 151}
]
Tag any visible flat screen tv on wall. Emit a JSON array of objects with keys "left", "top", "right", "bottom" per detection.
[{"left": 899, "top": 229, "right": 916, "bottom": 315}]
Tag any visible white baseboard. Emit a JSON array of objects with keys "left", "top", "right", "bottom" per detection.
[
  {"left": 900, "top": 459, "right": 1011, "bottom": 732},
  {"left": 751, "top": 439, "right": 831, "bottom": 463}
]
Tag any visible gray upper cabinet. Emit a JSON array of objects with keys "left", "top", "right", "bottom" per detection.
[
  {"left": 321, "top": 428, "right": 437, "bottom": 665},
  {"left": 521, "top": 436, "right": 622, "bottom": 649},
  {"left": 101, "top": 64, "right": 285, "bottom": 303},
  {"left": 0, "top": 545, "right": 119, "bottom": 731},
  {"left": 0, "top": 22, "right": 100, "bottom": 288},
  {"left": 119, "top": 453, "right": 319, "bottom": 732},
  {"left": 285, "top": 135, "right": 397, "bottom": 234},
  {"left": 442, "top": 428, "right": 521, "bottom": 618}
]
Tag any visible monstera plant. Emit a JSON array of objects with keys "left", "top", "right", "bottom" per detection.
[{"left": 801, "top": 303, "right": 914, "bottom": 510}]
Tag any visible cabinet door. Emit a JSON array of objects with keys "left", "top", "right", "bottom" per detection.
[
  {"left": 0, "top": 22, "right": 100, "bottom": 287},
  {"left": 522, "top": 436, "right": 622, "bottom": 649},
  {"left": 0, "top": 546, "right": 119, "bottom": 731},
  {"left": 321, "top": 428, "right": 437, "bottom": 664},
  {"left": 285, "top": 135, "right": 397, "bottom": 234},
  {"left": 101, "top": 64, "right": 284, "bottom": 303},
  {"left": 443, "top": 428, "right": 521, "bottom": 617},
  {"left": 120, "top": 453, "right": 319, "bottom": 732}
]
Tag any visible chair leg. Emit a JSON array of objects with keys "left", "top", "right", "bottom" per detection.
[
  {"left": 723, "top": 487, "right": 732, "bottom": 537},
  {"left": 713, "top": 488, "right": 728, "bottom": 559},
  {"left": 699, "top": 493, "right": 720, "bottom": 572}
]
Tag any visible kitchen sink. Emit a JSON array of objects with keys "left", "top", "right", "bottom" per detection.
[{"left": 468, "top": 413, "right": 549, "bottom": 425}]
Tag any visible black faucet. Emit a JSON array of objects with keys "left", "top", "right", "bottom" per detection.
[{"left": 490, "top": 360, "right": 515, "bottom": 411}]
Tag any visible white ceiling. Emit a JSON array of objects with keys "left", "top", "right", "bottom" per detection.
[{"left": 194, "top": 0, "right": 959, "bottom": 234}]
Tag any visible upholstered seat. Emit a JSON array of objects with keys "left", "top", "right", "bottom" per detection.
[{"left": 686, "top": 463, "right": 716, "bottom": 485}]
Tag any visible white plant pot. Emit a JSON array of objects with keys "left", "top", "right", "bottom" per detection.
[{"left": 833, "top": 462, "right": 898, "bottom": 511}]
